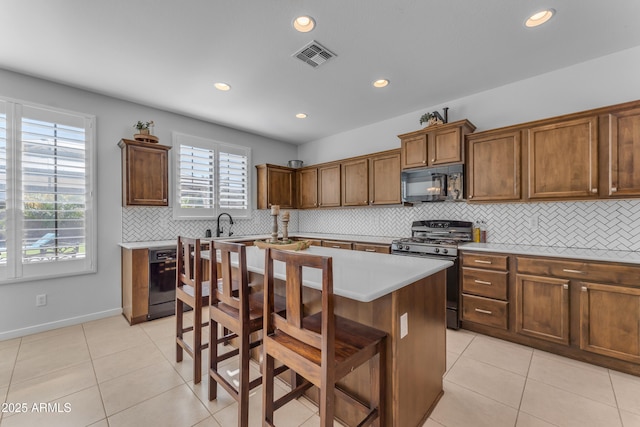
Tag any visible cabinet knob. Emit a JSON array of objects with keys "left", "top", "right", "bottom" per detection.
[
  {"left": 422, "top": 160, "right": 426, "bottom": 164},
  {"left": 581, "top": 286, "right": 587, "bottom": 292},
  {"left": 469, "top": 195, "right": 473, "bottom": 199},
  {"left": 364, "top": 200, "right": 367, "bottom": 203},
  {"left": 611, "top": 187, "right": 618, "bottom": 193},
  {"left": 431, "top": 158, "right": 435, "bottom": 162},
  {"left": 591, "top": 188, "right": 598, "bottom": 193},
  {"left": 563, "top": 284, "right": 569, "bottom": 290}
]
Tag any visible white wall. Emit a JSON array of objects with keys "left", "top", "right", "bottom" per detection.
[
  {"left": 0, "top": 69, "right": 297, "bottom": 340},
  {"left": 298, "top": 45, "right": 640, "bottom": 164}
]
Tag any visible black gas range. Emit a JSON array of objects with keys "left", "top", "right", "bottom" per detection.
[{"left": 391, "top": 220, "right": 473, "bottom": 329}]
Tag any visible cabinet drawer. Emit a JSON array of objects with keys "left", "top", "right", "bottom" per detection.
[
  {"left": 516, "top": 256, "right": 640, "bottom": 287},
  {"left": 462, "top": 268, "right": 508, "bottom": 300},
  {"left": 462, "top": 294, "right": 508, "bottom": 330},
  {"left": 353, "top": 243, "right": 390, "bottom": 254},
  {"left": 462, "top": 252, "right": 509, "bottom": 271},
  {"left": 322, "top": 240, "right": 353, "bottom": 250}
]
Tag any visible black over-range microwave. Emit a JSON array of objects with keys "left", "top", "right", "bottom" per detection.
[{"left": 401, "top": 164, "right": 464, "bottom": 203}]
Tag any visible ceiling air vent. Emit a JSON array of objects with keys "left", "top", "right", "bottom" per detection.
[{"left": 293, "top": 40, "right": 336, "bottom": 68}]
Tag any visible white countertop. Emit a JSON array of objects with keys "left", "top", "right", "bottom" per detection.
[
  {"left": 204, "top": 245, "right": 452, "bottom": 303},
  {"left": 460, "top": 243, "right": 640, "bottom": 265},
  {"left": 118, "top": 233, "right": 402, "bottom": 250}
]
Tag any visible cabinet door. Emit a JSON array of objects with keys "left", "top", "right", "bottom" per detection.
[
  {"left": 401, "top": 134, "right": 427, "bottom": 169},
  {"left": 369, "top": 151, "right": 401, "bottom": 205},
  {"left": 580, "top": 282, "right": 640, "bottom": 363},
  {"left": 602, "top": 106, "right": 640, "bottom": 197},
  {"left": 342, "top": 158, "right": 369, "bottom": 206},
  {"left": 124, "top": 143, "right": 169, "bottom": 206},
  {"left": 298, "top": 168, "right": 318, "bottom": 209},
  {"left": 267, "top": 167, "right": 295, "bottom": 208},
  {"left": 515, "top": 274, "right": 570, "bottom": 345},
  {"left": 467, "top": 131, "right": 521, "bottom": 202},
  {"left": 318, "top": 164, "right": 341, "bottom": 207},
  {"left": 527, "top": 117, "right": 598, "bottom": 199},
  {"left": 429, "top": 127, "right": 462, "bottom": 165}
]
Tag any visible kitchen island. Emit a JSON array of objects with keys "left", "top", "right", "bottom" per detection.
[{"left": 207, "top": 245, "right": 452, "bottom": 427}]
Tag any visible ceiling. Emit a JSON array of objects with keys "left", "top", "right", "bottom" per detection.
[{"left": 2, "top": 1, "right": 640, "bottom": 145}]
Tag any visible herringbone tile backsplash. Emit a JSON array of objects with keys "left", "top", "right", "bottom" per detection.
[{"left": 123, "top": 199, "right": 640, "bottom": 251}]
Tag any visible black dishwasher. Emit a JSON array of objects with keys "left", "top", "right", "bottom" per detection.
[{"left": 148, "top": 247, "right": 180, "bottom": 320}]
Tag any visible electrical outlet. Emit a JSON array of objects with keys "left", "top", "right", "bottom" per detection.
[
  {"left": 529, "top": 214, "right": 539, "bottom": 230},
  {"left": 36, "top": 294, "right": 47, "bottom": 307},
  {"left": 400, "top": 313, "right": 408, "bottom": 338}
]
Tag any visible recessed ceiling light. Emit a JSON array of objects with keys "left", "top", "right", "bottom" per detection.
[
  {"left": 214, "top": 82, "right": 231, "bottom": 91},
  {"left": 525, "top": 9, "right": 555, "bottom": 27},
  {"left": 373, "top": 79, "right": 389, "bottom": 88},
  {"left": 296, "top": 113, "right": 307, "bottom": 119},
  {"left": 293, "top": 16, "right": 315, "bottom": 33}
]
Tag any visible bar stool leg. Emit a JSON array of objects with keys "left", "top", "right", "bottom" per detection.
[
  {"left": 238, "top": 329, "right": 250, "bottom": 426},
  {"left": 194, "top": 304, "right": 202, "bottom": 384},
  {"left": 176, "top": 300, "right": 183, "bottom": 363},
  {"left": 263, "top": 354, "right": 275, "bottom": 426},
  {"left": 209, "top": 318, "right": 219, "bottom": 401}
]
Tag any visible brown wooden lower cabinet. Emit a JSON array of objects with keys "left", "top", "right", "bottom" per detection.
[
  {"left": 321, "top": 240, "right": 353, "bottom": 250},
  {"left": 460, "top": 250, "right": 640, "bottom": 376},
  {"left": 121, "top": 247, "right": 149, "bottom": 325},
  {"left": 515, "top": 274, "right": 570, "bottom": 345},
  {"left": 353, "top": 242, "right": 391, "bottom": 254},
  {"left": 580, "top": 282, "right": 640, "bottom": 364}
]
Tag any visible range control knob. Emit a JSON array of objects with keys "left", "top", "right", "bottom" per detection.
[
  {"left": 404, "top": 245, "right": 410, "bottom": 250},
  {"left": 434, "top": 247, "right": 440, "bottom": 253},
  {"left": 442, "top": 248, "right": 449, "bottom": 254}
]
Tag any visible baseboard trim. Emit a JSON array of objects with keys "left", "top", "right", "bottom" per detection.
[{"left": 0, "top": 308, "right": 123, "bottom": 341}]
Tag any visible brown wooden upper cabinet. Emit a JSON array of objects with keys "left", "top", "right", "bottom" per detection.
[
  {"left": 599, "top": 105, "right": 640, "bottom": 198},
  {"left": 526, "top": 116, "right": 599, "bottom": 200},
  {"left": 318, "top": 163, "right": 341, "bottom": 207},
  {"left": 342, "top": 158, "right": 369, "bottom": 206},
  {"left": 119, "top": 139, "right": 170, "bottom": 206},
  {"left": 369, "top": 150, "right": 401, "bottom": 205},
  {"left": 399, "top": 119, "right": 476, "bottom": 170},
  {"left": 467, "top": 130, "right": 521, "bottom": 202},
  {"left": 297, "top": 167, "right": 318, "bottom": 209},
  {"left": 341, "top": 150, "right": 401, "bottom": 206},
  {"left": 256, "top": 164, "right": 296, "bottom": 209}
]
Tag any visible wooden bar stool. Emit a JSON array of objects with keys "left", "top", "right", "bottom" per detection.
[
  {"left": 262, "top": 248, "right": 387, "bottom": 427},
  {"left": 208, "top": 241, "right": 286, "bottom": 427},
  {"left": 176, "top": 236, "right": 210, "bottom": 384}
]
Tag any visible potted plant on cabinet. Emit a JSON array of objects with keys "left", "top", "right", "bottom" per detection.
[{"left": 133, "top": 121, "right": 158, "bottom": 143}]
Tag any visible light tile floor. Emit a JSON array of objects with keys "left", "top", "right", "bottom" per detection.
[{"left": 1, "top": 314, "right": 640, "bottom": 427}]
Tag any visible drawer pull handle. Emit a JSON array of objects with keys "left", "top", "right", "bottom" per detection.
[
  {"left": 562, "top": 269, "right": 585, "bottom": 274},
  {"left": 475, "top": 280, "right": 492, "bottom": 285},
  {"left": 364, "top": 249, "right": 376, "bottom": 252},
  {"left": 474, "top": 308, "right": 493, "bottom": 315},
  {"left": 332, "top": 245, "right": 341, "bottom": 248},
  {"left": 474, "top": 260, "right": 492, "bottom": 264}
]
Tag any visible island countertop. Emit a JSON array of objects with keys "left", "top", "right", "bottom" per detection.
[{"left": 204, "top": 245, "right": 452, "bottom": 303}]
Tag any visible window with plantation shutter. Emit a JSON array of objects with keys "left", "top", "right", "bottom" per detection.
[
  {"left": 0, "top": 98, "right": 96, "bottom": 283},
  {"left": 173, "top": 133, "right": 251, "bottom": 219}
]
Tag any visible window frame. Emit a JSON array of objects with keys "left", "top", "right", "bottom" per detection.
[
  {"left": 0, "top": 96, "right": 97, "bottom": 284},
  {"left": 172, "top": 132, "right": 252, "bottom": 220}
]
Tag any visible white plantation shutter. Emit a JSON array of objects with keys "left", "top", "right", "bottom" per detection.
[
  {"left": 178, "top": 144, "right": 215, "bottom": 210},
  {"left": 0, "top": 99, "right": 96, "bottom": 283},
  {"left": 0, "top": 102, "right": 7, "bottom": 270},
  {"left": 173, "top": 133, "right": 251, "bottom": 219},
  {"left": 219, "top": 145, "right": 249, "bottom": 212}
]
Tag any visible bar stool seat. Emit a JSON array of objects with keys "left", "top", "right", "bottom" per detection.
[
  {"left": 176, "top": 236, "right": 210, "bottom": 384},
  {"left": 262, "top": 248, "right": 387, "bottom": 427}
]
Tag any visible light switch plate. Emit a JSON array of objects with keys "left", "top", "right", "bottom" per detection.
[{"left": 400, "top": 313, "right": 408, "bottom": 338}]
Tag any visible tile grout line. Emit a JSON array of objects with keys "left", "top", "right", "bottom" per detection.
[
  {"left": 82, "top": 322, "right": 110, "bottom": 426},
  {"left": 608, "top": 369, "right": 625, "bottom": 427}
]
